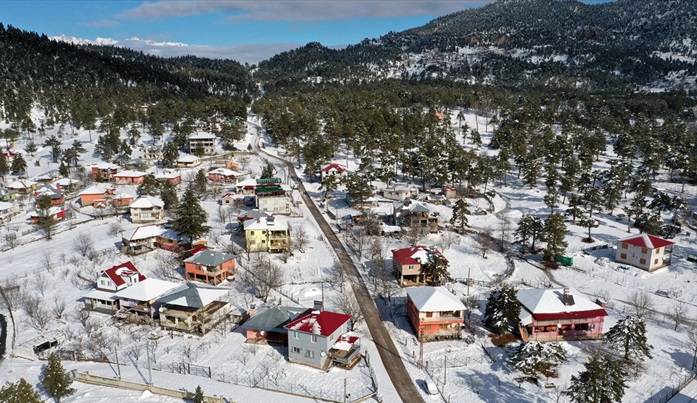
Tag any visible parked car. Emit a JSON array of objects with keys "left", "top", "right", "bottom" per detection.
[{"left": 424, "top": 380, "right": 439, "bottom": 395}]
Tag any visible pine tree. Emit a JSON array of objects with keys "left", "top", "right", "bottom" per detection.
[
  {"left": 605, "top": 315, "right": 653, "bottom": 362},
  {"left": 10, "top": 153, "right": 26, "bottom": 174},
  {"left": 450, "top": 199, "right": 470, "bottom": 233},
  {"left": 0, "top": 378, "right": 42, "bottom": 403},
  {"left": 194, "top": 169, "right": 207, "bottom": 196},
  {"left": 41, "top": 353, "right": 75, "bottom": 402},
  {"left": 421, "top": 250, "right": 450, "bottom": 286},
  {"left": 43, "top": 135, "right": 62, "bottom": 163},
  {"left": 58, "top": 162, "right": 69, "bottom": 177},
  {"left": 543, "top": 213, "right": 567, "bottom": 266},
  {"left": 344, "top": 173, "right": 372, "bottom": 207},
  {"left": 566, "top": 353, "right": 627, "bottom": 403},
  {"left": 484, "top": 284, "right": 520, "bottom": 334},
  {"left": 193, "top": 385, "right": 204, "bottom": 403},
  {"left": 261, "top": 161, "right": 275, "bottom": 179},
  {"left": 25, "top": 142, "right": 37, "bottom": 155},
  {"left": 172, "top": 185, "right": 209, "bottom": 241},
  {"left": 161, "top": 142, "right": 179, "bottom": 168},
  {"left": 160, "top": 183, "right": 178, "bottom": 210},
  {"left": 36, "top": 195, "right": 57, "bottom": 240},
  {"left": 0, "top": 153, "right": 8, "bottom": 177},
  {"left": 509, "top": 341, "right": 567, "bottom": 377},
  {"left": 137, "top": 174, "right": 160, "bottom": 196}
]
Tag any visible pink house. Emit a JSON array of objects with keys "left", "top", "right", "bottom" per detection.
[
  {"left": 113, "top": 170, "right": 147, "bottom": 185},
  {"left": 517, "top": 288, "right": 606, "bottom": 342}
]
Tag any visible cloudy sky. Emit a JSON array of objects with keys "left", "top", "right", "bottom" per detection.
[{"left": 0, "top": 0, "right": 610, "bottom": 63}]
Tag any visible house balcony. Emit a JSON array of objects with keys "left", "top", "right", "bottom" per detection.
[{"left": 330, "top": 345, "right": 362, "bottom": 369}]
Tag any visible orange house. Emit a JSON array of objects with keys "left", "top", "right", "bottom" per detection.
[
  {"left": 183, "top": 250, "right": 235, "bottom": 285},
  {"left": 406, "top": 286, "right": 465, "bottom": 342},
  {"left": 79, "top": 185, "right": 115, "bottom": 206}
]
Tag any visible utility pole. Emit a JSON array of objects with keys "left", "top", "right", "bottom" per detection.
[
  {"left": 343, "top": 378, "right": 347, "bottom": 403},
  {"left": 419, "top": 341, "right": 424, "bottom": 368},
  {"left": 115, "top": 349, "right": 121, "bottom": 379},
  {"left": 146, "top": 341, "right": 152, "bottom": 385},
  {"left": 467, "top": 268, "right": 471, "bottom": 296},
  {"left": 443, "top": 354, "right": 447, "bottom": 386}
]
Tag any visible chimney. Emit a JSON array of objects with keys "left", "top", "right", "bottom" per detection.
[
  {"left": 313, "top": 300, "right": 324, "bottom": 311},
  {"left": 561, "top": 288, "right": 575, "bottom": 306}
]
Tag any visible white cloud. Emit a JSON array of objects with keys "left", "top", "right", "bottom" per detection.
[
  {"left": 119, "top": 0, "right": 491, "bottom": 21},
  {"left": 50, "top": 35, "right": 296, "bottom": 63}
]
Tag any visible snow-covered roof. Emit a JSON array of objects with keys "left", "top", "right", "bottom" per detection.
[
  {"left": 114, "top": 170, "right": 147, "bottom": 178},
  {"left": 177, "top": 153, "right": 200, "bottom": 163},
  {"left": 392, "top": 245, "right": 442, "bottom": 266},
  {"left": 243, "top": 216, "right": 288, "bottom": 231},
  {"left": 123, "top": 225, "right": 166, "bottom": 241},
  {"left": 208, "top": 168, "right": 240, "bottom": 177},
  {"left": 618, "top": 233, "right": 674, "bottom": 249},
  {"left": 6, "top": 179, "right": 37, "bottom": 190},
  {"left": 114, "top": 278, "right": 180, "bottom": 302},
  {"left": 154, "top": 171, "right": 180, "bottom": 179},
  {"left": 407, "top": 287, "right": 465, "bottom": 312},
  {"left": 0, "top": 201, "right": 15, "bottom": 211},
  {"left": 130, "top": 196, "right": 164, "bottom": 209},
  {"left": 55, "top": 178, "right": 79, "bottom": 187},
  {"left": 79, "top": 184, "right": 114, "bottom": 195},
  {"left": 157, "top": 283, "right": 228, "bottom": 309},
  {"left": 188, "top": 132, "right": 217, "bottom": 140},
  {"left": 285, "top": 310, "right": 351, "bottom": 337},
  {"left": 517, "top": 288, "right": 607, "bottom": 321},
  {"left": 235, "top": 178, "right": 257, "bottom": 188},
  {"left": 91, "top": 162, "right": 119, "bottom": 170},
  {"left": 82, "top": 289, "right": 118, "bottom": 301},
  {"left": 332, "top": 332, "right": 360, "bottom": 351}
]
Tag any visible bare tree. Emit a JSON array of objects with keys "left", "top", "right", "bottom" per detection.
[
  {"left": 41, "top": 252, "right": 54, "bottom": 272},
  {"left": 73, "top": 232, "right": 95, "bottom": 257},
  {"left": 153, "top": 252, "right": 181, "bottom": 280},
  {"left": 406, "top": 220, "right": 423, "bottom": 246},
  {"left": 668, "top": 302, "right": 687, "bottom": 330},
  {"left": 75, "top": 305, "right": 91, "bottom": 327},
  {"left": 476, "top": 231, "right": 494, "bottom": 259},
  {"left": 19, "top": 292, "right": 50, "bottom": 330},
  {"left": 348, "top": 227, "right": 367, "bottom": 258},
  {"left": 252, "top": 257, "right": 283, "bottom": 303},
  {"left": 498, "top": 213, "right": 511, "bottom": 252},
  {"left": 687, "top": 324, "right": 697, "bottom": 371},
  {"left": 326, "top": 263, "right": 345, "bottom": 292},
  {"left": 464, "top": 295, "right": 479, "bottom": 320},
  {"left": 369, "top": 237, "right": 384, "bottom": 270},
  {"left": 293, "top": 225, "right": 308, "bottom": 253},
  {"left": 440, "top": 231, "right": 459, "bottom": 250},
  {"left": 108, "top": 221, "right": 123, "bottom": 236},
  {"left": 33, "top": 273, "right": 48, "bottom": 297},
  {"left": 332, "top": 291, "right": 364, "bottom": 327},
  {"left": 629, "top": 291, "right": 654, "bottom": 319},
  {"left": 3, "top": 232, "right": 17, "bottom": 249},
  {"left": 51, "top": 298, "right": 66, "bottom": 319}
]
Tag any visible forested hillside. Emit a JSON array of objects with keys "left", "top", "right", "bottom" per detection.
[
  {"left": 257, "top": 0, "right": 697, "bottom": 91},
  {"left": 0, "top": 23, "right": 255, "bottom": 132}
]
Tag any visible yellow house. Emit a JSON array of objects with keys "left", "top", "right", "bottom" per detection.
[{"left": 243, "top": 216, "right": 290, "bottom": 253}]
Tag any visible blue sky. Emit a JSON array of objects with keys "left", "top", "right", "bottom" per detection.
[{"left": 0, "top": 0, "right": 613, "bottom": 63}]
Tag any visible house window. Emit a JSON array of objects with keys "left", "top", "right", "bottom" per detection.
[
  {"left": 654, "top": 259, "right": 659, "bottom": 264},
  {"left": 305, "top": 350, "right": 315, "bottom": 359},
  {"left": 641, "top": 247, "right": 648, "bottom": 254},
  {"left": 621, "top": 243, "right": 628, "bottom": 249},
  {"left": 639, "top": 258, "right": 646, "bottom": 265},
  {"left": 293, "top": 331, "right": 299, "bottom": 340},
  {"left": 426, "top": 312, "right": 433, "bottom": 318},
  {"left": 292, "top": 347, "right": 301, "bottom": 354},
  {"left": 620, "top": 253, "right": 627, "bottom": 259},
  {"left": 311, "top": 335, "right": 317, "bottom": 343}
]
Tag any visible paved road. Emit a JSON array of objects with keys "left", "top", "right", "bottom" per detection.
[{"left": 249, "top": 121, "right": 424, "bottom": 403}]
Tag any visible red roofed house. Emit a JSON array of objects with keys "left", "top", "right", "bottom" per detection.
[
  {"left": 616, "top": 233, "right": 675, "bottom": 272},
  {"left": 320, "top": 162, "right": 347, "bottom": 182},
  {"left": 517, "top": 288, "right": 607, "bottom": 342},
  {"left": 113, "top": 170, "right": 147, "bottom": 185},
  {"left": 406, "top": 286, "right": 465, "bottom": 342},
  {"left": 29, "top": 206, "right": 65, "bottom": 224},
  {"left": 285, "top": 308, "right": 359, "bottom": 370},
  {"left": 83, "top": 262, "right": 145, "bottom": 313},
  {"left": 392, "top": 245, "right": 445, "bottom": 286}
]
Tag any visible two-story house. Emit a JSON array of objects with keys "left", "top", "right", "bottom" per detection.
[
  {"left": 129, "top": 196, "right": 165, "bottom": 223},
  {"left": 615, "top": 233, "right": 675, "bottom": 272},
  {"left": 188, "top": 133, "right": 216, "bottom": 155},
  {"left": 34, "top": 185, "right": 65, "bottom": 206},
  {"left": 244, "top": 216, "right": 290, "bottom": 253},
  {"left": 83, "top": 262, "right": 145, "bottom": 313},
  {"left": 0, "top": 201, "right": 19, "bottom": 223},
  {"left": 157, "top": 283, "right": 231, "bottom": 335},
  {"left": 113, "top": 278, "right": 180, "bottom": 322},
  {"left": 517, "top": 287, "right": 607, "bottom": 342},
  {"left": 90, "top": 162, "right": 119, "bottom": 182},
  {"left": 406, "top": 286, "right": 465, "bottom": 342},
  {"left": 398, "top": 201, "right": 439, "bottom": 233},
  {"left": 113, "top": 170, "right": 147, "bottom": 185},
  {"left": 256, "top": 185, "right": 293, "bottom": 215},
  {"left": 207, "top": 168, "right": 241, "bottom": 183},
  {"left": 320, "top": 162, "right": 347, "bottom": 182},
  {"left": 176, "top": 153, "right": 201, "bottom": 168},
  {"left": 392, "top": 245, "right": 445, "bottom": 286},
  {"left": 183, "top": 250, "right": 236, "bottom": 285},
  {"left": 284, "top": 309, "right": 357, "bottom": 370}
]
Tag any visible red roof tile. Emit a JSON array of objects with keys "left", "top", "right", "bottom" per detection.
[
  {"left": 102, "top": 262, "right": 144, "bottom": 286},
  {"left": 284, "top": 310, "right": 351, "bottom": 337},
  {"left": 620, "top": 233, "right": 674, "bottom": 249},
  {"left": 321, "top": 162, "right": 346, "bottom": 173}
]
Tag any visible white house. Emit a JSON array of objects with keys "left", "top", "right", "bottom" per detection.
[
  {"left": 383, "top": 185, "right": 419, "bottom": 202},
  {"left": 0, "top": 201, "right": 19, "bottom": 223},
  {"left": 130, "top": 196, "right": 165, "bottom": 223},
  {"left": 113, "top": 278, "right": 181, "bottom": 320},
  {"left": 83, "top": 261, "right": 145, "bottom": 313},
  {"left": 188, "top": 133, "right": 216, "bottom": 155},
  {"left": 615, "top": 233, "right": 675, "bottom": 272},
  {"left": 176, "top": 153, "right": 201, "bottom": 168}
]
